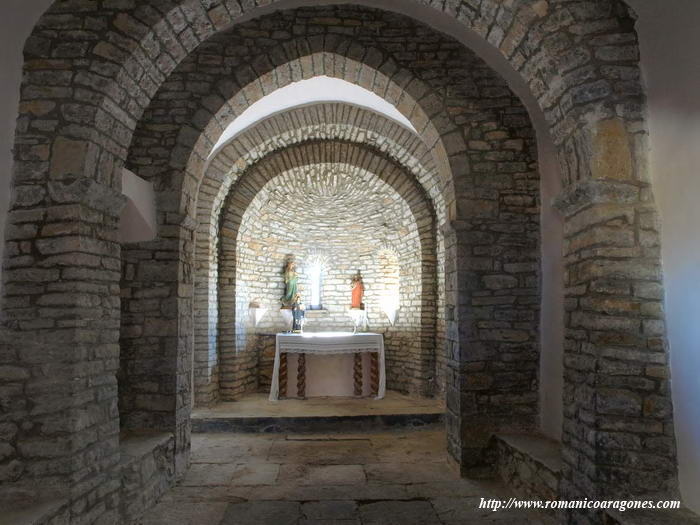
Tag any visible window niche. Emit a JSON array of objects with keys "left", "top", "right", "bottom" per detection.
[
  {"left": 377, "top": 248, "right": 401, "bottom": 325},
  {"left": 306, "top": 252, "right": 329, "bottom": 312}
]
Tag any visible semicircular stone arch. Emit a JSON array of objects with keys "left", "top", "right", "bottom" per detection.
[
  {"left": 202, "top": 102, "right": 443, "bottom": 226},
  {"left": 212, "top": 140, "right": 438, "bottom": 400},
  {"left": 126, "top": 25, "right": 464, "bottom": 222},
  {"left": 222, "top": 163, "right": 430, "bottom": 398},
  {"left": 17, "top": 0, "right": 647, "bottom": 200},
  {"left": 124, "top": 10, "right": 543, "bottom": 449},
  {"left": 192, "top": 102, "right": 447, "bottom": 404}
]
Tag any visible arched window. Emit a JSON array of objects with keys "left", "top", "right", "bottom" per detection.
[{"left": 309, "top": 262, "right": 323, "bottom": 310}]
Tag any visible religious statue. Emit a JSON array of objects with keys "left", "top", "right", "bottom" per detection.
[
  {"left": 280, "top": 257, "right": 299, "bottom": 309},
  {"left": 351, "top": 270, "right": 365, "bottom": 309},
  {"left": 292, "top": 300, "right": 305, "bottom": 333}
]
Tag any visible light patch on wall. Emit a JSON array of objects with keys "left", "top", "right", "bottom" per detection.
[
  {"left": 209, "top": 76, "right": 417, "bottom": 157},
  {"left": 120, "top": 168, "right": 157, "bottom": 243},
  {"left": 378, "top": 247, "right": 400, "bottom": 325}
]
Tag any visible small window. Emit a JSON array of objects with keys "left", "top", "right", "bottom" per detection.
[{"left": 309, "top": 263, "right": 323, "bottom": 310}]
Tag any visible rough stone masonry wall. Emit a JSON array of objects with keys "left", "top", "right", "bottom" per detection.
[
  {"left": 230, "top": 165, "right": 425, "bottom": 396},
  {"left": 5, "top": 0, "right": 667, "bottom": 522},
  {"left": 136, "top": 0, "right": 678, "bottom": 512},
  {"left": 556, "top": 186, "right": 678, "bottom": 504},
  {"left": 120, "top": 242, "right": 182, "bottom": 432},
  {"left": 126, "top": 6, "right": 541, "bottom": 452}
]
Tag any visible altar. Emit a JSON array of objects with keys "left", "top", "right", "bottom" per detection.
[{"left": 269, "top": 332, "right": 386, "bottom": 401}]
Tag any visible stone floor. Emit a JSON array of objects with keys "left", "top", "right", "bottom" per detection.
[
  {"left": 136, "top": 428, "right": 547, "bottom": 524},
  {"left": 192, "top": 392, "right": 445, "bottom": 418}
]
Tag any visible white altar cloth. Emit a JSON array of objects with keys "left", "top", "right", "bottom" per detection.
[{"left": 269, "top": 332, "right": 386, "bottom": 401}]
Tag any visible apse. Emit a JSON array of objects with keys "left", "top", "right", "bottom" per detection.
[{"left": 230, "top": 165, "right": 426, "bottom": 395}]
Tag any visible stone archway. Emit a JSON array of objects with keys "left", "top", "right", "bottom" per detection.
[
  {"left": 213, "top": 140, "right": 438, "bottom": 401},
  {"left": 125, "top": 6, "right": 542, "bottom": 476},
  {"left": 191, "top": 102, "right": 445, "bottom": 405},
  {"left": 0, "top": 0, "right": 677, "bottom": 521},
  {"left": 223, "top": 163, "right": 431, "bottom": 398}
]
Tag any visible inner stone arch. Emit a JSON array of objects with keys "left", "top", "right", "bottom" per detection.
[
  {"left": 122, "top": 8, "right": 474, "bottom": 225},
  {"left": 209, "top": 75, "right": 417, "bottom": 155},
  {"left": 230, "top": 164, "right": 430, "bottom": 397},
  {"left": 121, "top": 2, "right": 547, "bottom": 500},
  {"left": 192, "top": 102, "right": 446, "bottom": 405},
  {"left": 213, "top": 140, "right": 439, "bottom": 401}
]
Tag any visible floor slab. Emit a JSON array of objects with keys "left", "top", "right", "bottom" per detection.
[{"left": 137, "top": 428, "right": 548, "bottom": 525}]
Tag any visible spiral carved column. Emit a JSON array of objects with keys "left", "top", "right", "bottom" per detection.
[
  {"left": 279, "top": 352, "right": 288, "bottom": 398},
  {"left": 370, "top": 352, "right": 379, "bottom": 397},
  {"left": 297, "top": 353, "right": 306, "bottom": 399},
  {"left": 353, "top": 353, "right": 363, "bottom": 396}
]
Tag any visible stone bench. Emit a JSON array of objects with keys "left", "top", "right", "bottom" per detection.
[
  {"left": 490, "top": 433, "right": 700, "bottom": 524},
  {"left": 491, "top": 433, "right": 562, "bottom": 502},
  {"left": 118, "top": 431, "right": 176, "bottom": 522}
]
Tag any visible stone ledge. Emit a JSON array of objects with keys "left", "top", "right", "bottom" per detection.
[
  {"left": 304, "top": 309, "right": 330, "bottom": 318},
  {"left": 119, "top": 430, "right": 174, "bottom": 464},
  {"left": 552, "top": 180, "right": 644, "bottom": 217},
  {"left": 47, "top": 175, "right": 127, "bottom": 218},
  {"left": 119, "top": 431, "right": 176, "bottom": 522},
  {"left": 192, "top": 413, "right": 444, "bottom": 434},
  {"left": 491, "top": 432, "right": 562, "bottom": 502},
  {"left": 497, "top": 433, "right": 563, "bottom": 473}
]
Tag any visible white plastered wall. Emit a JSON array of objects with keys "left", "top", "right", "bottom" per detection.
[{"left": 627, "top": 0, "right": 700, "bottom": 512}]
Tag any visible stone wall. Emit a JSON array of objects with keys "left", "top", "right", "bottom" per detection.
[
  {"left": 121, "top": 7, "right": 543, "bottom": 415},
  {"left": 120, "top": 245, "right": 180, "bottom": 431},
  {"left": 556, "top": 188, "right": 678, "bottom": 503},
  {"left": 1, "top": 0, "right": 673, "bottom": 522}
]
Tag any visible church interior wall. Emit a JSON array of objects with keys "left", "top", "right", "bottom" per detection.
[
  {"left": 626, "top": 0, "right": 700, "bottom": 512},
  {"left": 2, "top": 0, "right": 698, "bottom": 521},
  {"left": 121, "top": 6, "right": 542, "bottom": 457}
]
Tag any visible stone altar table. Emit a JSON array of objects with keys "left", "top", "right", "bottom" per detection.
[{"left": 270, "top": 332, "right": 385, "bottom": 400}]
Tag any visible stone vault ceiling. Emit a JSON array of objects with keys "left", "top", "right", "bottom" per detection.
[
  {"left": 210, "top": 76, "right": 417, "bottom": 156},
  {"left": 244, "top": 164, "right": 415, "bottom": 245}
]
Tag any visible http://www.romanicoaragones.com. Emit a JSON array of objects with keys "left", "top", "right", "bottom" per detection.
[{"left": 479, "top": 497, "right": 681, "bottom": 513}]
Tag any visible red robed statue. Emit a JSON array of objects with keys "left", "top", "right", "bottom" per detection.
[{"left": 351, "top": 270, "right": 364, "bottom": 309}]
